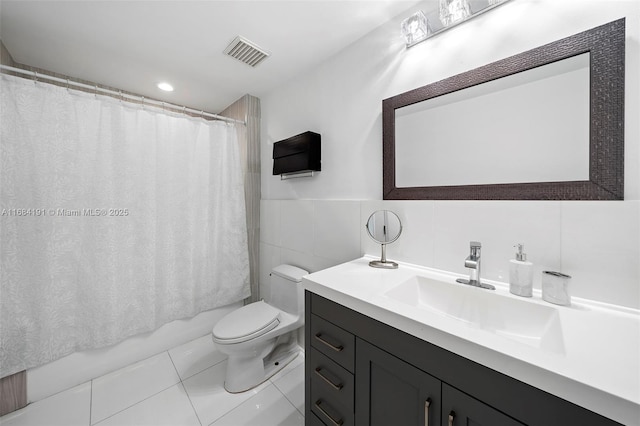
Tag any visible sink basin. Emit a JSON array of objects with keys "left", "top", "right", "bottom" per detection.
[{"left": 384, "top": 275, "right": 565, "bottom": 354}]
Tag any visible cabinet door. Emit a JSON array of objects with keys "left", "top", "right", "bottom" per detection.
[
  {"left": 355, "top": 338, "right": 441, "bottom": 426},
  {"left": 442, "top": 384, "right": 524, "bottom": 426}
]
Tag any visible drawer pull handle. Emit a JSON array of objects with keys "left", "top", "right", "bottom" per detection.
[
  {"left": 424, "top": 398, "right": 431, "bottom": 426},
  {"left": 315, "top": 367, "right": 344, "bottom": 390},
  {"left": 315, "top": 333, "right": 344, "bottom": 352},
  {"left": 315, "top": 400, "right": 344, "bottom": 426},
  {"left": 448, "top": 411, "right": 455, "bottom": 426}
]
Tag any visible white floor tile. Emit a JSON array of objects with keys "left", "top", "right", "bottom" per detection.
[
  {"left": 3, "top": 338, "right": 307, "bottom": 426},
  {"left": 210, "top": 383, "right": 304, "bottom": 426},
  {"left": 91, "top": 351, "right": 180, "bottom": 424},
  {"left": 182, "top": 361, "right": 268, "bottom": 425},
  {"left": 94, "top": 383, "right": 200, "bottom": 426},
  {"left": 0, "top": 382, "right": 90, "bottom": 426},
  {"left": 272, "top": 363, "right": 305, "bottom": 415},
  {"left": 169, "top": 334, "right": 226, "bottom": 380}
]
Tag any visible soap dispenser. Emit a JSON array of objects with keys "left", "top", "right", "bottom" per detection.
[{"left": 509, "top": 244, "right": 533, "bottom": 297}]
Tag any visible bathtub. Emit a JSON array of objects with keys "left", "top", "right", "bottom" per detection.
[{"left": 26, "top": 302, "right": 241, "bottom": 403}]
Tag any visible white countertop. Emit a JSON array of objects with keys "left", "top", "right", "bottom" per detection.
[{"left": 302, "top": 256, "right": 640, "bottom": 426}]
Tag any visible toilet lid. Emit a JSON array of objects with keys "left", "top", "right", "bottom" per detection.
[{"left": 212, "top": 301, "right": 281, "bottom": 343}]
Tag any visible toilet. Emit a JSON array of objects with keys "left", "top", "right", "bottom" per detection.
[{"left": 212, "top": 264, "right": 308, "bottom": 393}]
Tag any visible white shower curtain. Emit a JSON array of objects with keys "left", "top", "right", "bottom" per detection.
[{"left": 0, "top": 74, "right": 250, "bottom": 378}]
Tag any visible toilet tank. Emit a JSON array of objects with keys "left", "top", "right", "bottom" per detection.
[{"left": 269, "top": 264, "right": 308, "bottom": 315}]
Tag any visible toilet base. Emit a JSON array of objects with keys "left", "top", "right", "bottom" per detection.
[{"left": 223, "top": 334, "right": 300, "bottom": 393}]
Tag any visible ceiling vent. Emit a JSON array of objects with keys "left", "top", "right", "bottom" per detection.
[{"left": 224, "top": 36, "right": 270, "bottom": 67}]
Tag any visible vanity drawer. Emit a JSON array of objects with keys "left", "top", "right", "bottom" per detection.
[
  {"left": 311, "top": 379, "right": 354, "bottom": 426},
  {"left": 310, "top": 314, "right": 355, "bottom": 372},
  {"left": 307, "top": 411, "right": 329, "bottom": 426},
  {"left": 309, "top": 347, "right": 354, "bottom": 411}
]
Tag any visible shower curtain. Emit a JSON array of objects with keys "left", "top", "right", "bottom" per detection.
[{"left": 0, "top": 74, "right": 250, "bottom": 378}]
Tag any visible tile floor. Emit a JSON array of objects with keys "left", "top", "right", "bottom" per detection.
[{"left": 0, "top": 335, "right": 305, "bottom": 426}]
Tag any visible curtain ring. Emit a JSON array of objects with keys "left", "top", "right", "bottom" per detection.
[
  {"left": 66, "top": 79, "right": 70, "bottom": 92},
  {"left": 141, "top": 96, "right": 145, "bottom": 108},
  {"left": 33, "top": 71, "right": 38, "bottom": 85},
  {"left": 118, "top": 90, "right": 122, "bottom": 103},
  {"left": 94, "top": 85, "right": 98, "bottom": 99}
]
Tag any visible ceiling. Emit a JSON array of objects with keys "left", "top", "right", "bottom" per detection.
[{"left": 0, "top": 1, "right": 424, "bottom": 113}]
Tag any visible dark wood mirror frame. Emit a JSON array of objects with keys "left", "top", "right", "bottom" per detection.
[{"left": 382, "top": 19, "right": 625, "bottom": 200}]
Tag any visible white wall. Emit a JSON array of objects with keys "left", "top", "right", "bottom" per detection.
[{"left": 260, "top": 0, "right": 640, "bottom": 309}]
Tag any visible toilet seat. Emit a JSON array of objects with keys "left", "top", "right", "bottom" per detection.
[{"left": 212, "top": 301, "right": 281, "bottom": 344}]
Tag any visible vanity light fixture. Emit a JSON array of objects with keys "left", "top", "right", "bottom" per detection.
[
  {"left": 440, "top": 0, "right": 472, "bottom": 26},
  {"left": 401, "top": 11, "right": 431, "bottom": 47},
  {"left": 402, "top": 0, "right": 512, "bottom": 48},
  {"left": 157, "top": 82, "right": 174, "bottom": 92}
]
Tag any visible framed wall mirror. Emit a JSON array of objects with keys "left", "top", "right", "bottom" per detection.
[{"left": 382, "top": 19, "right": 625, "bottom": 200}]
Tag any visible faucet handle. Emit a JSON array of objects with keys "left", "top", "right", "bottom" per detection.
[{"left": 469, "top": 241, "right": 481, "bottom": 257}]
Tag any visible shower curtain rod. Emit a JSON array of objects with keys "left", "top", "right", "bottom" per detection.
[{"left": 0, "top": 64, "right": 245, "bottom": 125}]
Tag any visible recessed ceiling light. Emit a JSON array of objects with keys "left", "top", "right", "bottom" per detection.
[{"left": 157, "top": 82, "right": 174, "bottom": 92}]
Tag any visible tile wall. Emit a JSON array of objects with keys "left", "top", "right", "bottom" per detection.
[{"left": 261, "top": 199, "right": 640, "bottom": 310}]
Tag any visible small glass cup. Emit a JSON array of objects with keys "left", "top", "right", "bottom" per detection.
[{"left": 542, "top": 271, "right": 572, "bottom": 306}]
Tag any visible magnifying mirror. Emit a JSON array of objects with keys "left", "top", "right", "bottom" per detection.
[{"left": 365, "top": 210, "right": 402, "bottom": 269}]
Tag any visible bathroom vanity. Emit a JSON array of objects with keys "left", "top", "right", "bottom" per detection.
[{"left": 303, "top": 257, "right": 639, "bottom": 426}]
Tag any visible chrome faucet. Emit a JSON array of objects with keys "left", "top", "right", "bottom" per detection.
[{"left": 456, "top": 241, "right": 495, "bottom": 290}]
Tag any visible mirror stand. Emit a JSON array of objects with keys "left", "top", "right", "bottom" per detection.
[
  {"left": 369, "top": 244, "right": 398, "bottom": 269},
  {"left": 366, "top": 210, "right": 402, "bottom": 269}
]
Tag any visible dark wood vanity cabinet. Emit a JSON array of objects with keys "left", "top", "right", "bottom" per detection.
[
  {"left": 441, "top": 384, "right": 524, "bottom": 426},
  {"left": 305, "top": 291, "right": 621, "bottom": 426},
  {"left": 355, "top": 338, "right": 442, "bottom": 426},
  {"left": 356, "top": 339, "right": 524, "bottom": 426},
  {"left": 308, "top": 313, "right": 356, "bottom": 425}
]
